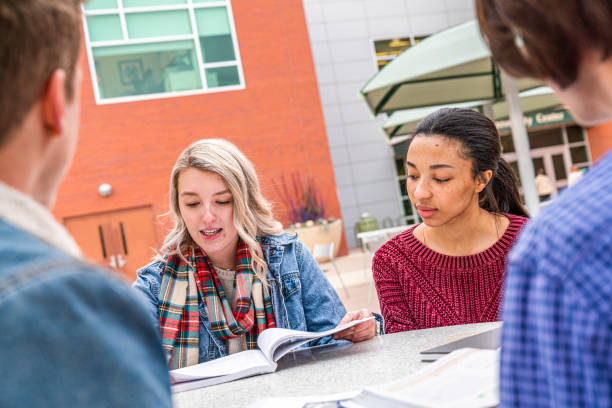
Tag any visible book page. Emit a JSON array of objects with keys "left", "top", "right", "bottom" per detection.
[
  {"left": 257, "top": 316, "right": 374, "bottom": 362},
  {"left": 356, "top": 348, "right": 500, "bottom": 408},
  {"left": 169, "top": 349, "right": 273, "bottom": 383}
]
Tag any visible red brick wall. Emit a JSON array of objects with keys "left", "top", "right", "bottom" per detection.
[
  {"left": 54, "top": 0, "right": 347, "bottom": 254},
  {"left": 586, "top": 121, "right": 612, "bottom": 162}
]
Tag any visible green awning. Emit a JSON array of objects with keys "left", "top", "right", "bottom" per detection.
[
  {"left": 383, "top": 87, "right": 561, "bottom": 138},
  {"left": 383, "top": 99, "right": 489, "bottom": 138},
  {"left": 361, "top": 20, "right": 542, "bottom": 115}
]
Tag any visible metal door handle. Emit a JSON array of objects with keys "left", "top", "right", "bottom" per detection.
[{"left": 117, "top": 254, "right": 126, "bottom": 268}]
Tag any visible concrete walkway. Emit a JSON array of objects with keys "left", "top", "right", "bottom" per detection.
[{"left": 317, "top": 248, "right": 381, "bottom": 314}]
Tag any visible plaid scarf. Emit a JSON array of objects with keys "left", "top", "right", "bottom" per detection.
[{"left": 158, "top": 240, "right": 276, "bottom": 369}]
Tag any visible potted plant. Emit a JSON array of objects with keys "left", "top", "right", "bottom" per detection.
[{"left": 275, "top": 173, "right": 343, "bottom": 257}]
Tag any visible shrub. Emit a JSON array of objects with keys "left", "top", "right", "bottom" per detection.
[{"left": 275, "top": 173, "right": 326, "bottom": 225}]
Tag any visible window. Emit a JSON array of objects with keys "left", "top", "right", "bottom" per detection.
[
  {"left": 528, "top": 128, "right": 563, "bottom": 149},
  {"left": 502, "top": 122, "right": 591, "bottom": 195},
  {"left": 566, "top": 125, "right": 585, "bottom": 143},
  {"left": 82, "top": 0, "right": 244, "bottom": 104},
  {"left": 392, "top": 156, "right": 419, "bottom": 225},
  {"left": 564, "top": 126, "right": 590, "bottom": 167},
  {"left": 372, "top": 35, "right": 428, "bottom": 225},
  {"left": 501, "top": 134, "right": 515, "bottom": 153},
  {"left": 373, "top": 36, "right": 424, "bottom": 70}
]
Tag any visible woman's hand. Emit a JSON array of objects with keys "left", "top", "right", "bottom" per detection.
[{"left": 332, "top": 308, "right": 376, "bottom": 342}]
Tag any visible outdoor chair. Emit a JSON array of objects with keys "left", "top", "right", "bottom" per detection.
[
  {"left": 359, "top": 224, "right": 415, "bottom": 306},
  {"left": 360, "top": 235, "right": 389, "bottom": 276},
  {"left": 362, "top": 236, "right": 389, "bottom": 306},
  {"left": 312, "top": 242, "right": 350, "bottom": 298}
]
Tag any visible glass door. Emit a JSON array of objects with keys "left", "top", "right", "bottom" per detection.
[{"left": 505, "top": 145, "right": 568, "bottom": 201}]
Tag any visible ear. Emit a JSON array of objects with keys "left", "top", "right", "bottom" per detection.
[
  {"left": 42, "top": 69, "right": 68, "bottom": 136},
  {"left": 476, "top": 169, "right": 493, "bottom": 193}
]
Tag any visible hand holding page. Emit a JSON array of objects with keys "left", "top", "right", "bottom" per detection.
[{"left": 170, "top": 316, "right": 374, "bottom": 393}]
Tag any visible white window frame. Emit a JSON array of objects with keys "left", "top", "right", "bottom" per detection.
[
  {"left": 369, "top": 34, "right": 429, "bottom": 225},
  {"left": 82, "top": 0, "right": 245, "bottom": 105}
]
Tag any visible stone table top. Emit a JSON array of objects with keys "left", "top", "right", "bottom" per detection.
[{"left": 173, "top": 321, "right": 501, "bottom": 408}]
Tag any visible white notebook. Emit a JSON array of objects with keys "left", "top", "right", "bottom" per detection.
[{"left": 420, "top": 326, "right": 501, "bottom": 362}]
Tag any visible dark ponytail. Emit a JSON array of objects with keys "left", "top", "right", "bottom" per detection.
[
  {"left": 412, "top": 108, "right": 529, "bottom": 217},
  {"left": 482, "top": 157, "right": 528, "bottom": 216}
]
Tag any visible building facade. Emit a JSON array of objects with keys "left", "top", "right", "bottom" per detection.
[
  {"left": 303, "top": 0, "right": 611, "bottom": 247},
  {"left": 54, "top": 0, "right": 343, "bottom": 280},
  {"left": 54, "top": 0, "right": 612, "bottom": 275},
  {"left": 302, "top": 0, "right": 476, "bottom": 247},
  {"left": 587, "top": 122, "right": 612, "bottom": 161}
]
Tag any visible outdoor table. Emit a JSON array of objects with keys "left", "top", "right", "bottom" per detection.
[
  {"left": 173, "top": 321, "right": 501, "bottom": 408},
  {"left": 356, "top": 224, "right": 413, "bottom": 245}
]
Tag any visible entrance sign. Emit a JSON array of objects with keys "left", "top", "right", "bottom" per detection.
[{"left": 497, "top": 110, "right": 573, "bottom": 133}]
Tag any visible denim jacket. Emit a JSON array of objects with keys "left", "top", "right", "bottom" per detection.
[
  {"left": 133, "top": 233, "right": 347, "bottom": 363},
  {"left": 0, "top": 219, "right": 172, "bottom": 407}
]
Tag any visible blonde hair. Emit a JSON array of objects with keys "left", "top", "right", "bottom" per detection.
[{"left": 161, "top": 139, "right": 284, "bottom": 281}]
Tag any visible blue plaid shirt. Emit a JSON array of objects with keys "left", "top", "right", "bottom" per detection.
[{"left": 500, "top": 150, "right": 612, "bottom": 407}]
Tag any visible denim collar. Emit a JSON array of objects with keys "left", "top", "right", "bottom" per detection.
[{"left": 258, "top": 232, "right": 297, "bottom": 246}]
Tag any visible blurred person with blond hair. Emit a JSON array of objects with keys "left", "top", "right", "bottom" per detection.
[
  {"left": 477, "top": 0, "right": 612, "bottom": 406},
  {"left": 0, "top": 1, "right": 172, "bottom": 406}
]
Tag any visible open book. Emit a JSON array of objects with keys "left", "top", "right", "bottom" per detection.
[{"left": 170, "top": 316, "right": 373, "bottom": 393}]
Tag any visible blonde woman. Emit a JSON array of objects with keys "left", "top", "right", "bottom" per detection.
[{"left": 133, "top": 139, "right": 377, "bottom": 369}]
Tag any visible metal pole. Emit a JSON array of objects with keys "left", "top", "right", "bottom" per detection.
[
  {"left": 501, "top": 71, "right": 539, "bottom": 216},
  {"left": 482, "top": 102, "right": 495, "bottom": 121}
]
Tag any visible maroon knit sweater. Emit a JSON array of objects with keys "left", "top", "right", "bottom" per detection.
[{"left": 373, "top": 213, "right": 527, "bottom": 334}]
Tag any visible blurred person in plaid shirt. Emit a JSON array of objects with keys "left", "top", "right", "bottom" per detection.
[{"left": 476, "top": 0, "right": 612, "bottom": 406}]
